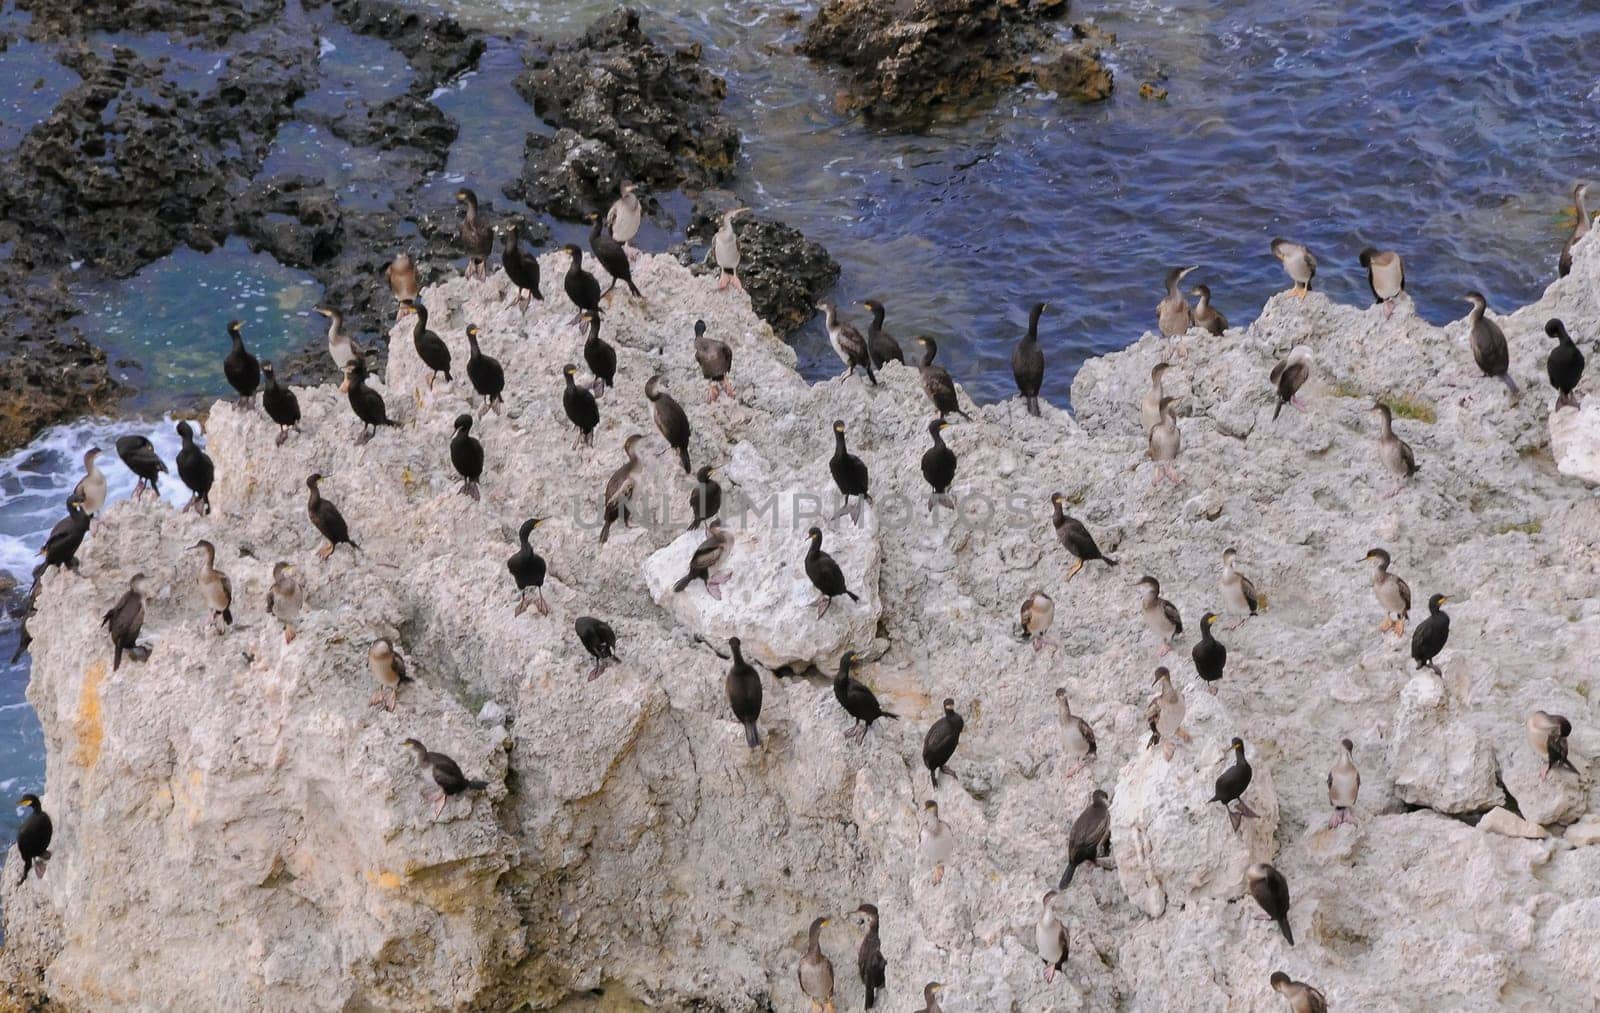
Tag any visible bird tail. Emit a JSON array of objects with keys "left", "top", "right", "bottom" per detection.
[
  {"left": 626, "top": 279, "right": 643, "bottom": 298},
  {"left": 1276, "top": 917, "right": 1295, "bottom": 946},
  {"left": 865, "top": 359, "right": 878, "bottom": 386},
  {"left": 9, "top": 639, "right": 26, "bottom": 665},
  {"left": 744, "top": 722, "right": 760, "bottom": 748},
  {"left": 113, "top": 645, "right": 124, "bottom": 671},
  {"left": 844, "top": 590, "right": 861, "bottom": 602},
  {"left": 677, "top": 445, "right": 691, "bottom": 475},
  {"left": 1147, "top": 728, "right": 1161, "bottom": 749},
  {"left": 1027, "top": 396, "right": 1041, "bottom": 417},
  {"left": 599, "top": 519, "right": 613, "bottom": 544},
  {"left": 1555, "top": 755, "right": 1579, "bottom": 775},
  {"left": 673, "top": 572, "right": 694, "bottom": 593},
  {"left": 1103, "top": 555, "right": 1119, "bottom": 567},
  {"left": 397, "top": 671, "right": 414, "bottom": 685},
  {"left": 1058, "top": 862, "right": 1076, "bottom": 890},
  {"left": 865, "top": 988, "right": 876, "bottom": 1010},
  {"left": 349, "top": 540, "right": 362, "bottom": 553},
  {"left": 1273, "top": 399, "right": 1285, "bottom": 421},
  {"left": 1501, "top": 372, "right": 1520, "bottom": 395},
  {"left": 221, "top": 608, "right": 233, "bottom": 625},
  {"left": 467, "top": 779, "right": 489, "bottom": 791},
  {"left": 881, "top": 710, "right": 898, "bottom": 721}
]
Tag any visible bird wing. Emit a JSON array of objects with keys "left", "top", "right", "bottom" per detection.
[
  {"left": 1396, "top": 575, "right": 1412, "bottom": 613},
  {"left": 1070, "top": 802, "right": 1109, "bottom": 852},
  {"left": 426, "top": 752, "right": 468, "bottom": 791},
  {"left": 1240, "top": 575, "right": 1259, "bottom": 611},
  {"left": 1162, "top": 598, "right": 1183, "bottom": 633},
  {"left": 923, "top": 717, "right": 958, "bottom": 757},
  {"left": 1269, "top": 359, "right": 1286, "bottom": 385},
  {"left": 1077, "top": 717, "right": 1098, "bottom": 755},
  {"left": 393, "top": 652, "right": 409, "bottom": 683}
]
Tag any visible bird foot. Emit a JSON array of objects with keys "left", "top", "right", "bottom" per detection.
[
  {"left": 1156, "top": 642, "right": 1171, "bottom": 657},
  {"left": 721, "top": 379, "right": 735, "bottom": 398},
  {"left": 1162, "top": 741, "right": 1176, "bottom": 761},
  {"left": 1044, "top": 967, "right": 1056, "bottom": 985},
  {"left": 815, "top": 597, "right": 832, "bottom": 619},
  {"left": 369, "top": 690, "right": 385, "bottom": 708},
  {"left": 706, "top": 386, "right": 719, "bottom": 404},
  {"left": 284, "top": 626, "right": 296, "bottom": 644},
  {"left": 275, "top": 429, "right": 289, "bottom": 447},
  {"left": 931, "top": 864, "right": 944, "bottom": 886},
  {"left": 1063, "top": 761, "right": 1085, "bottom": 780},
  {"left": 317, "top": 544, "right": 334, "bottom": 561},
  {"left": 536, "top": 593, "right": 551, "bottom": 617},
  {"left": 1383, "top": 300, "right": 1395, "bottom": 320},
  {"left": 705, "top": 575, "right": 729, "bottom": 601},
  {"left": 515, "top": 595, "right": 529, "bottom": 617},
  {"left": 716, "top": 275, "right": 730, "bottom": 291},
  {"left": 588, "top": 663, "right": 604, "bottom": 681},
  {"left": 1207, "top": 682, "right": 1218, "bottom": 695},
  {"left": 1175, "top": 727, "right": 1192, "bottom": 743}
]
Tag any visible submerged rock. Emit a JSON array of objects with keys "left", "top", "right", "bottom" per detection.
[
  {"left": 4, "top": 230, "right": 1599, "bottom": 1009},
  {"left": 510, "top": 8, "right": 739, "bottom": 219},
  {"left": 799, "top": 0, "right": 1112, "bottom": 127}
]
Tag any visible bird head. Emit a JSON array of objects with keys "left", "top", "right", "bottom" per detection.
[
  {"left": 465, "top": 324, "right": 480, "bottom": 340},
  {"left": 1134, "top": 575, "right": 1159, "bottom": 594},
  {"left": 923, "top": 799, "right": 938, "bottom": 814},
  {"left": 1545, "top": 318, "right": 1569, "bottom": 340},
  {"left": 1269, "top": 972, "right": 1291, "bottom": 990},
  {"left": 620, "top": 181, "right": 637, "bottom": 196},
  {"left": 16, "top": 794, "right": 40, "bottom": 810},
  {"left": 401, "top": 738, "right": 425, "bottom": 755},
  {"left": 1152, "top": 666, "right": 1170, "bottom": 685},
  {"left": 807, "top": 525, "right": 823, "bottom": 540},
  {"left": 455, "top": 189, "right": 473, "bottom": 204},
  {"left": 1203, "top": 612, "right": 1219, "bottom": 627},
  {"left": 398, "top": 299, "right": 418, "bottom": 316},
  {"left": 1361, "top": 548, "right": 1390, "bottom": 565},
  {"left": 1463, "top": 291, "right": 1486, "bottom": 309},
  {"left": 1225, "top": 737, "right": 1246, "bottom": 760},
  {"left": 832, "top": 419, "right": 846, "bottom": 434},
  {"left": 695, "top": 464, "right": 715, "bottom": 481},
  {"left": 453, "top": 414, "right": 473, "bottom": 433},
  {"left": 1341, "top": 737, "right": 1354, "bottom": 753},
  {"left": 306, "top": 473, "right": 322, "bottom": 489},
  {"left": 261, "top": 360, "right": 275, "bottom": 377},
  {"left": 563, "top": 243, "right": 581, "bottom": 258},
  {"left": 272, "top": 561, "right": 295, "bottom": 579},
  {"left": 227, "top": 320, "right": 242, "bottom": 336},
  {"left": 563, "top": 363, "right": 578, "bottom": 379},
  {"left": 645, "top": 375, "right": 663, "bottom": 399},
  {"left": 693, "top": 319, "right": 706, "bottom": 337}
]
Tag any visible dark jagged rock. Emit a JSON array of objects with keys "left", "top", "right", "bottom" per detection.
[
  {"left": 17, "top": 0, "right": 281, "bottom": 44},
  {"left": 799, "top": 0, "right": 1112, "bottom": 128},
  {"left": 509, "top": 7, "right": 739, "bottom": 220},
  {"left": 310, "top": 0, "right": 484, "bottom": 92},
  {"left": 327, "top": 93, "right": 458, "bottom": 169},
  {"left": 0, "top": 262, "right": 122, "bottom": 452},
  {"left": 677, "top": 193, "right": 840, "bottom": 337}
]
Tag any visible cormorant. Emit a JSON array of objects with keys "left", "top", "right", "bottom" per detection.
[
  {"left": 1058, "top": 788, "right": 1110, "bottom": 888},
  {"left": 562, "top": 364, "right": 600, "bottom": 448},
  {"left": 599, "top": 434, "right": 645, "bottom": 543},
  {"left": 369, "top": 638, "right": 412, "bottom": 711},
  {"left": 305, "top": 473, "right": 359, "bottom": 560},
  {"left": 1212, "top": 737, "right": 1258, "bottom": 832},
  {"left": 175, "top": 420, "right": 214, "bottom": 515},
  {"left": 1369, "top": 402, "right": 1419, "bottom": 497},
  {"left": 1527, "top": 711, "right": 1578, "bottom": 781},
  {"left": 456, "top": 188, "right": 494, "bottom": 281},
  {"left": 1135, "top": 575, "right": 1183, "bottom": 656},
  {"left": 188, "top": 539, "right": 233, "bottom": 633},
  {"left": 501, "top": 222, "right": 542, "bottom": 311},
  {"left": 829, "top": 420, "right": 871, "bottom": 522},
  {"left": 861, "top": 299, "right": 903, "bottom": 368},
  {"left": 1148, "top": 396, "right": 1182, "bottom": 485},
  {"left": 1012, "top": 301, "right": 1047, "bottom": 415},
  {"left": 1410, "top": 593, "right": 1450, "bottom": 674},
  {"left": 37, "top": 496, "right": 89, "bottom": 572},
  {"left": 115, "top": 434, "right": 167, "bottom": 499},
  {"left": 1269, "top": 971, "right": 1327, "bottom": 1013},
  {"left": 1271, "top": 238, "right": 1317, "bottom": 297},
  {"left": 386, "top": 252, "right": 420, "bottom": 320},
  {"left": 920, "top": 418, "right": 957, "bottom": 512},
  {"left": 672, "top": 521, "right": 732, "bottom": 599},
  {"left": 399, "top": 299, "right": 452, "bottom": 389},
  {"left": 1247, "top": 863, "right": 1294, "bottom": 946},
  {"left": 922, "top": 698, "right": 964, "bottom": 787},
  {"left": 266, "top": 561, "right": 303, "bottom": 643},
  {"left": 72, "top": 446, "right": 106, "bottom": 515},
  {"left": 1559, "top": 181, "right": 1590, "bottom": 278},
  {"left": 1359, "top": 248, "right": 1404, "bottom": 317},
  {"left": 1220, "top": 548, "right": 1260, "bottom": 629},
  {"left": 315, "top": 305, "right": 362, "bottom": 373},
  {"left": 564, "top": 245, "right": 602, "bottom": 324},
  {"left": 1545, "top": 318, "right": 1585, "bottom": 408},
  {"left": 686, "top": 465, "right": 722, "bottom": 530},
  {"left": 693, "top": 319, "right": 734, "bottom": 401},
  {"left": 1190, "top": 284, "right": 1228, "bottom": 335},
  {"left": 919, "top": 801, "right": 953, "bottom": 885},
  {"left": 725, "top": 636, "right": 762, "bottom": 748},
  {"left": 450, "top": 414, "right": 483, "bottom": 500},
  {"left": 798, "top": 916, "right": 835, "bottom": 1013},
  {"left": 911, "top": 337, "right": 972, "bottom": 421},
  {"left": 1361, "top": 548, "right": 1412, "bottom": 636},
  {"left": 805, "top": 526, "right": 860, "bottom": 618},
  {"left": 1056, "top": 689, "right": 1096, "bottom": 777},
  {"left": 1021, "top": 592, "right": 1055, "bottom": 652},
  {"left": 13, "top": 794, "right": 51, "bottom": 885},
  {"left": 223, "top": 319, "right": 260, "bottom": 409},
  {"left": 606, "top": 182, "right": 642, "bottom": 255},
  {"left": 1035, "top": 891, "right": 1070, "bottom": 984},
  {"left": 1464, "top": 292, "right": 1517, "bottom": 395},
  {"left": 465, "top": 325, "right": 505, "bottom": 414},
  {"left": 1328, "top": 738, "right": 1360, "bottom": 827},
  {"left": 645, "top": 375, "right": 692, "bottom": 474},
  {"left": 1157, "top": 266, "right": 1197, "bottom": 337},
  {"left": 854, "top": 904, "right": 888, "bottom": 1010},
  {"left": 575, "top": 616, "right": 618, "bottom": 680},
  {"left": 101, "top": 572, "right": 152, "bottom": 671},
  {"left": 832, "top": 650, "right": 897, "bottom": 742},
  {"left": 916, "top": 982, "right": 945, "bottom": 1013},
  {"left": 402, "top": 738, "right": 488, "bottom": 820},
  {"left": 714, "top": 208, "right": 749, "bottom": 291},
  {"left": 1270, "top": 345, "right": 1312, "bottom": 420},
  {"left": 818, "top": 302, "right": 876, "bottom": 385},
  {"left": 508, "top": 517, "right": 549, "bottom": 617},
  {"left": 260, "top": 362, "right": 301, "bottom": 445},
  {"left": 582, "top": 312, "right": 617, "bottom": 396},
  {"left": 1050, "top": 493, "right": 1118, "bottom": 578},
  {"left": 1146, "top": 666, "right": 1187, "bottom": 760},
  {"left": 1140, "top": 362, "right": 1169, "bottom": 434},
  {"left": 341, "top": 358, "right": 400, "bottom": 444},
  {"left": 589, "top": 215, "right": 641, "bottom": 300},
  {"left": 1192, "top": 613, "right": 1226, "bottom": 694}
]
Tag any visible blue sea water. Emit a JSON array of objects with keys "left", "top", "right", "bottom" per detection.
[{"left": 2, "top": 0, "right": 1598, "bottom": 861}]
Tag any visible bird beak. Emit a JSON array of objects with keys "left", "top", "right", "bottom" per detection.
[{"left": 1439, "top": 595, "right": 1450, "bottom": 604}]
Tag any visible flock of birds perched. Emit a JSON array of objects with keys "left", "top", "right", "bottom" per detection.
[{"left": 8, "top": 177, "right": 1597, "bottom": 1013}]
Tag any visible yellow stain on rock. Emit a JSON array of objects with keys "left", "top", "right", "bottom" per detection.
[
  {"left": 364, "top": 869, "right": 405, "bottom": 890},
  {"left": 72, "top": 660, "right": 107, "bottom": 769}
]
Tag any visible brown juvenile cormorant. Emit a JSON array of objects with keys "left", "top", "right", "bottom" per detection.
[
  {"left": 72, "top": 446, "right": 106, "bottom": 515},
  {"left": 805, "top": 526, "right": 859, "bottom": 618},
  {"left": 1148, "top": 396, "right": 1182, "bottom": 485},
  {"left": 1545, "top": 318, "right": 1585, "bottom": 408},
  {"left": 465, "top": 325, "right": 505, "bottom": 414},
  {"left": 1219, "top": 548, "right": 1260, "bottom": 629},
  {"left": 402, "top": 738, "right": 488, "bottom": 820},
  {"left": 606, "top": 182, "right": 642, "bottom": 254},
  {"left": 456, "top": 188, "right": 494, "bottom": 281},
  {"left": 861, "top": 299, "right": 903, "bottom": 368},
  {"left": 1526, "top": 711, "right": 1578, "bottom": 781},
  {"left": 306, "top": 473, "right": 359, "bottom": 560},
  {"left": 1190, "top": 284, "right": 1228, "bottom": 335},
  {"left": 916, "top": 982, "right": 945, "bottom": 1013},
  {"left": 574, "top": 616, "right": 618, "bottom": 680},
  {"left": 1559, "top": 181, "right": 1590, "bottom": 278},
  {"left": 672, "top": 521, "right": 732, "bottom": 599},
  {"left": 223, "top": 320, "right": 260, "bottom": 409},
  {"left": 1248, "top": 863, "right": 1294, "bottom": 946},
  {"left": 1464, "top": 292, "right": 1517, "bottom": 395},
  {"left": 922, "top": 698, "right": 964, "bottom": 788},
  {"left": 188, "top": 539, "right": 233, "bottom": 633},
  {"left": 13, "top": 794, "right": 51, "bottom": 885},
  {"left": 266, "top": 561, "right": 303, "bottom": 643},
  {"left": 508, "top": 517, "right": 549, "bottom": 616},
  {"left": 829, "top": 420, "right": 871, "bottom": 522},
  {"left": 369, "top": 638, "right": 412, "bottom": 711},
  {"left": 1270, "top": 971, "right": 1327, "bottom": 1013},
  {"left": 316, "top": 305, "right": 361, "bottom": 373},
  {"left": 912, "top": 337, "right": 972, "bottom": 420},
  {"left": 1058, "top": 788, "right": 1110, "bottom": 889},
  {"left": 1410, "top": 593, "right": 1450, "bottom": 674},
  {"left": 1011, "top": 301, "right": 1047, "bottom": 415},
  {"left": 1361, "top": 548, "right": 1412, "bottom": 635},
  {"left": 562, "top": 364, "right": 600, "bottom": 448},
  {"left": 37, "top": 496, "right": 89, "bottom": 572},
  {"left": 1271, "top": 238, "right": 1316, "bottom": 297},
  {"left": 115, "top": 434, "right": 167, "bottom": 499},
  {"left": 713, "top": 208, "right": 748, "bottom": 291},
  {"left": 1360, "top": 247, "right": 1404, "bottom": 317},
  {"left": 645, "top": 375, "right": 692, "bottom": 474},
  {"left": 693, "top": 319, "right": 734, "bottom": 401},
  {"left": 1212, "top": 737, "right": 1258, "bottom": 832},
  {"left": 1270, "top": 346, "right": 1312, "bottom": 420},
  {"left": 564, "top": 245, "right": 602, "bottom": 324},
  {"left": 686, "top": 465, "right": 721, "bottom": 530},
  {"left": 832, "top": 650, "right": 897, "bottom": 743},
  {"left": 101, "top": 572, "right": 152, "bottom": 671},
  {"left": 1050, "top": 493, "right": 1117, "bottom": 578},
  {"left": 589, "top": 216, "right": 642, "bottom": 300},
  {"left": 1369, "top": 402, "right": 1419, "bottom": 497},
  {"left": 1135, "top": 575, "right": 1183, "bottom": 656},
  {"left": 1140, "top": 362, "right": 1170, "bottom": 434},
  {"left": 260, "top": 362, "right": 301, "bottom": 445},
  {"left": 854, "top": 903, "right": 888, "bottom": 1009},
  {"left": 919, "top": 801, "right": 953, "bottom": 885},
  {"left": 1328, "top": 738, "right": 1360, "bottom": 827},
  {"left": 599, "top": 434, "right": 645, "bottom": 543},
  {"left": 725, "top": 636, "right": 762, "bottom": 748},
  {"left": 818, "top": 302, "right": 876, "bottom": 385},
  {"left": 582, "top": 312, "right": 617, "bottom": 396},
  {"left": 1158, "top": 266, "right": 1197, "bottom": 338},
  {"left": 1146, "top": 666, "right": 1187, "bottom": 760},
  {"left": 1035, "top": 891, "right": 1070, "bottom": 984},
  {"left": 920, "top": 419, "right": 957, "bottom": 512},
  {"left": 341, "top": 358, "right": 400, "bottom": 444},
  {"left": 501, "top": 222, "right": 542, "bottom": 311},
  {"left": 1192, "top": 613, "right": 1226, "bottom": 694},
  {"left": 385, "top": 252, "right": 420, "bottom": 320},
  {"left": 798, "top": 916, "right": 835, "bottom": 1013},
  {"left": 399, "top": 299, "right": 452, "bottom": 389},
  {"left": 450, "top": 414, "right": 483, "bottom": 500},
  {"left": 1021, "top": 592, "right": 1054, "bottom": 652},
  {"left": 1056, "top": 689, "right": 1096, "bottom": 777},
  {"left": 175, "top": 420, "right": 214, "bottom": 515}
]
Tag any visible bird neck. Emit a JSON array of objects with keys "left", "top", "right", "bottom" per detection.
[
  {"left": 1026, "top": 305, "right": 1043, "bottom": 339},
  {"left": 870, "top": 305, "right": 884, "bottom": 328},
  {"left": 834, "top": 430, "right": 847, "bottom": 454}
]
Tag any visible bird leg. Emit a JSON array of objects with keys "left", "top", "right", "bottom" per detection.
[
  {"left": 369, "top": 688, "right": 386, "bottom": 708},
  {"left": 705, "top": 573, "right": 730, "bottom": 601},
  {"left": 1156, "top": 640, "right": 1171, "bottom": 657},
  {"left": 1063, "top": 760, "right": 1085, "bottom": 779},
  {"left": 1383, "top": 300, "right": 1395, "bottom": 320},
  {"left": 1206, "top": 682, "right": 1218, "bottom": 695},
  {"left": 1162, "top": 741, "right": 1176, "bottom": 761},
  {"left": 721, "top": 378, "right": 735, "bottom": 398},
  {"left": 1044, "top": 966, "right": 1056, "bottom": 985},
  {"left": 317, "top": 542, "right": 334, "bottom": 561},
  {"left": 931, "top": 863, "right": 945, "bottom": 886},
  {"left": 1165, "top": 464, "right": 1183, "bottom": 485},
  {"left": 1175, "top": 726, "right": 1192, "bottom": 743},
  {"left": 1066, "top": 559, "right": 1084, "bottom": 582},
  {"left": 730, "top": 272, "right": 745, "bottom": 293},
  {"left": 386, "top": 686, "right": 399, "bottom": 712},
  {"left": 1392, "top": 619, "right": 1407, "bottom": 637},
  {"left": 1540, "top": 763, "right": 1550, "bottom": 783},
  {"left": 706, "top": 382, "right": 719, "bottom": 404},
  {"left": 515, "top": 590, "right": 530, "bottom": 617},
  {"left": 536, "top": 588, "right": 551, "bottom": 616},
  {"left": 716, "top": 272, "right": 730, "bottom": 291},
  {"left": 1378, "top": 616, "right": 1394, "bottom": 633},
  {"left": 434, "top": 793, "right": 449, "bottom": 820},
  {"left": 276, "top": 428, "right": 290, "bottom": 447},
  {"left": 1226, "top": 616, "right": 1246, "bottom": 631},
  {"left": 1233, "top": 800, "right": 1259, "bottom": 823},
  {"left": 815, "top": 595, "right": 832, "bottom": 619},
  {"left": 1291, "top": 395, "right": 1306, "bottom": 411}
]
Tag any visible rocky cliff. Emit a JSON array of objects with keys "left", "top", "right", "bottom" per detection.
[{"left": 3, "top": 232, "right": 1598, "bottom": 1010}]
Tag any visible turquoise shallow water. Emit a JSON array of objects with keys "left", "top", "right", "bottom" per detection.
[{"left": 3, "top": 0, "right": 1599, "bottom": 856}]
